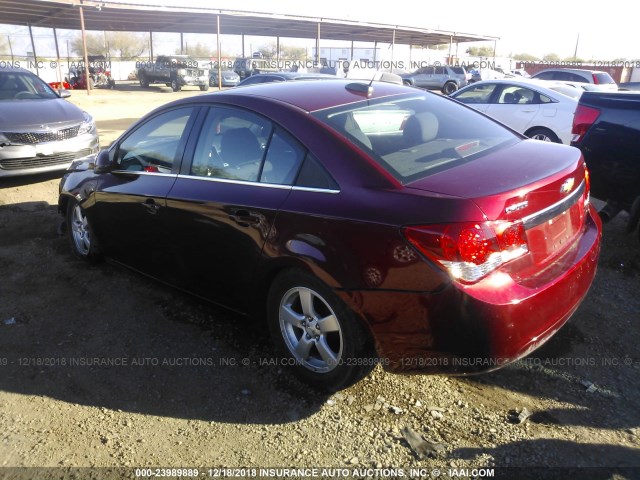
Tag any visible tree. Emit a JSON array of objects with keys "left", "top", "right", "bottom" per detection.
[
  {"left": 512, "top": 53, "right": 539, "bottom": 61},
  {"left": 256, "top": 43, "right": 277, "bottom": 58},
  {"left": 280, "top": 45, "right": 306, "bottom": 60},
  {"left": 70, "top": 32, "right": 105, "bottom": 57},
  {"left": 542, "top": 53, "right": 560, "bottom": 61},
  {"left": 70, "top": 31, "right": 146, "bottom": 59},
  {"left": 180, "top": 42, "right": 216, "bottom": 58},
  {"left": 0, "top": 36, "right": 8, "bottom": 56},
  {"left": 107, "top": 32, "right": 146, "bottom": 59},
  {"left": 466, "top": 46, "right": 494, "bottom": 57}
]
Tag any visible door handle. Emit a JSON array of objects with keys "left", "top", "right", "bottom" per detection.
[
  {"left": 142, "top": 198, "right": 161, "bottom": 215},
  {"left": 230, "top": 209, "right": 261, "bottom": 227}
]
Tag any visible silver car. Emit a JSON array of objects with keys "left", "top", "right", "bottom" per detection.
[
  {"left": 400, "top": 65, "right": 468, "bottom": 94},
  {"left": 0, "top": 67, "right": 99, "bottom": 177}
]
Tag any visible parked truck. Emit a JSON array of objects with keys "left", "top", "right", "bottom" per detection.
[
  {"left": 571, "top": 91, "right": 640, "bottom": 239},
  {"left": 137, "top": 55, "right": 208, "bottom": 92}
]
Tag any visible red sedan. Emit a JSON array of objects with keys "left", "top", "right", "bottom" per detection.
[{"left": 58, "top": 79, "right": 601, "bottom": 391}]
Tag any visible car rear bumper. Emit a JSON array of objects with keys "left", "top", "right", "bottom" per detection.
[{"left": 339, "top": 206, "right": 602, "bottom": 374}]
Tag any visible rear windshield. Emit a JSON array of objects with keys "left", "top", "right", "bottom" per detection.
[
  {"left": 594, "top": 72, "right": 616, "bottom": 84},
  {"left": 312, "top": 92, "right": 518, "bottom": 184}
]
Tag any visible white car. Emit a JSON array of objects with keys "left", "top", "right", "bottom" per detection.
[
  {"left": 450, "top": 78, "right": 579, "bottom": 144},
  {"left": 531, "top": 68, "right": 618, "bottom": 91}
]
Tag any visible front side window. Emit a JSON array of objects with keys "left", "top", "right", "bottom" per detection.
[
  {"left": 313, "top": 92, "right": 518, "bottom": 184},
  {"left": 115, "top": 107, "right": 193, "bottom": 173}
]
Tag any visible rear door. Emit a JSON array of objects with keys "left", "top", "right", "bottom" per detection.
[
  {"left": 485, "top": 84, "right": 541, "bottom": 132},
  {"left": 163, "top": 105, "right": 306, "bottom": 310}
]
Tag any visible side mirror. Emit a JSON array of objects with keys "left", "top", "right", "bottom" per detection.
[
  {"left": 94, "top": 149, "right": 113, "bottom": 174},
  {"left": 58, "top": 89, "right": 71, "bottom": 98}
]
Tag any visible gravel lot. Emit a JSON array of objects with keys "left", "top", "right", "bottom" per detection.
[{"left": 0, "top": 84, "right": 639, "bottom": 480}]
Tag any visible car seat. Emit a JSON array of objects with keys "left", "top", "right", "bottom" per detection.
[
  {"left": 220, "top": 128, "right": 263, "bottom": 168},
  {"left": 403, "top": 112, "right": 439, "bottom": 148}
]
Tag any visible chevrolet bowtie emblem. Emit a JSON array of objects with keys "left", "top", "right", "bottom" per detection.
[{"left": 560, "top": 178, "right": 575, "bottom": 194}]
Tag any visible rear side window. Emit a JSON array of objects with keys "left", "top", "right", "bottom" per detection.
[
  {"left": 533, "top": 71, "right": 554, "bottom": 80},
  {"left": 594, "top": 72, "right": 615, "bottom": 84},
  {"left": 295, "top": 153, "right": 339, "bottom": 190},
  {"left": 313, "top": 92, "right": 517, "bottom": 184},
  {"left": 450, "top": 67, "right": 466, "bottom": 75}
]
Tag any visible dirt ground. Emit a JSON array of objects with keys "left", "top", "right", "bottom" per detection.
[{"left": 0, "top": 83, "right": 639, "bottom": 480}]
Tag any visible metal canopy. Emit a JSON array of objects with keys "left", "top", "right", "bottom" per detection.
[{"left": 0, "top": 0, "right": 498, "bottom": 47}]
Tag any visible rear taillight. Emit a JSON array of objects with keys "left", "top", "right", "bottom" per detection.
[
  {"left": 592, "top": 73, "right": 600, "bottom": 85},
  {"left": 572, "top": 104, "right": 600, "bottom": 143},
  {"left": 404, "top": 221, "right": 528, "bottom": 283}
]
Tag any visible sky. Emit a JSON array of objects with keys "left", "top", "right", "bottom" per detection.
[{"left": 0, "top": 0, "right": 637, "bottom": 61}]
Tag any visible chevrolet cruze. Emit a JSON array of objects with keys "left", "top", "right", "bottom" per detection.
[{"left": 58, "top": 79, "right": 601, "bottom": 391}]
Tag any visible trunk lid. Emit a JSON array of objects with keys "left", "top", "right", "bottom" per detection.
[{"left": 407, "top": 140, "right": 589, "bottom": 269}]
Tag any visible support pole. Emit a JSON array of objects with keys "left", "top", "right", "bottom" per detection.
[
  {"left": 78, "top": 2, "right": 91, "bottom": 95},
  {"left": 8, "top": 36, "right": 14, "bottom": 62},
  {"left": 53, "top": 27, "right": 64, "bottom": 89},
  {"left": 216, "top": 15, "right": 221, "bottom": 89},
  {"left": 316, "top": 22, "right": 320, "bottom": 66},
  {"left": 149, "top": 32, "right": 154, "bottom": 62},
  {"left": 28, "top": 24, "right": 39, "bottom": 76}
]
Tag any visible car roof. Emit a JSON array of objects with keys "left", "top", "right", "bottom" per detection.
[
  {"left": 0, "top": 66, "right": 33, "bottom": 74},
  {"left": 247, "top": 72, "right": 336, "bottom": 79},
  {"left": 196, "top": 79, "right": 415, "bottom": 112},
  {"left": 533, "top": 68, "right": 609, "bottom": 75}
]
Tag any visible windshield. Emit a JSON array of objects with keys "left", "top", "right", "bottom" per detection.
[
  {"left": 313, "top": 92, "right": 518, "bottom": 184},
  {"left": 0, "top": 71, "right": 59, "bottom": 101}
]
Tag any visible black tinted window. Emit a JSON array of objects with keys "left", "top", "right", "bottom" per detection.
[
  {"left": 296, "top": 153, "right": 339, "bottom": 190},
  {"left": 533, "top": 72, "right": 554, "bottom": 80}
]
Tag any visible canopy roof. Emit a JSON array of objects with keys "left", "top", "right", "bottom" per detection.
[{"left": 0, "top": 0, "right": 498, "bottom": 47}]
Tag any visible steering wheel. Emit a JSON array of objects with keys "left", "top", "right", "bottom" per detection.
[
  {"left": 15, "top": 91, "right": 38, "bottom": 100},
  {"left": 120, "top": 154, "right": 146, "bottom": 171}
]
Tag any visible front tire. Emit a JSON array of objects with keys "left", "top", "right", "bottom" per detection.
[
  {"left": 199, "top": 85, "right": 207, "bottom": 91},
  {"left": 66, "top": 199, "right": 101, "bottom": 262},
  {"left": 267, "top": 270, "right": 375, "bottom": 391}
]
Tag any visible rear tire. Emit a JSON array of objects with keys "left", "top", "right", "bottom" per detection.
[
  {"left": 267, "top": 270, "right": 376, "bottom": 392},
  {"left": 171, "top": 78, "right": 181, "bottom": 92},
  {"left": 442, "top": 81, "right": 458, "bottom": 95},
  {"left": 66, "top": 198, "right": 102, "bottom": 262},
  {"left": 139, "top": 72, "right": 149, "bottom": 88},
  {"left": 526, "top": 127, "right": 561, "bottom": 143}
]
